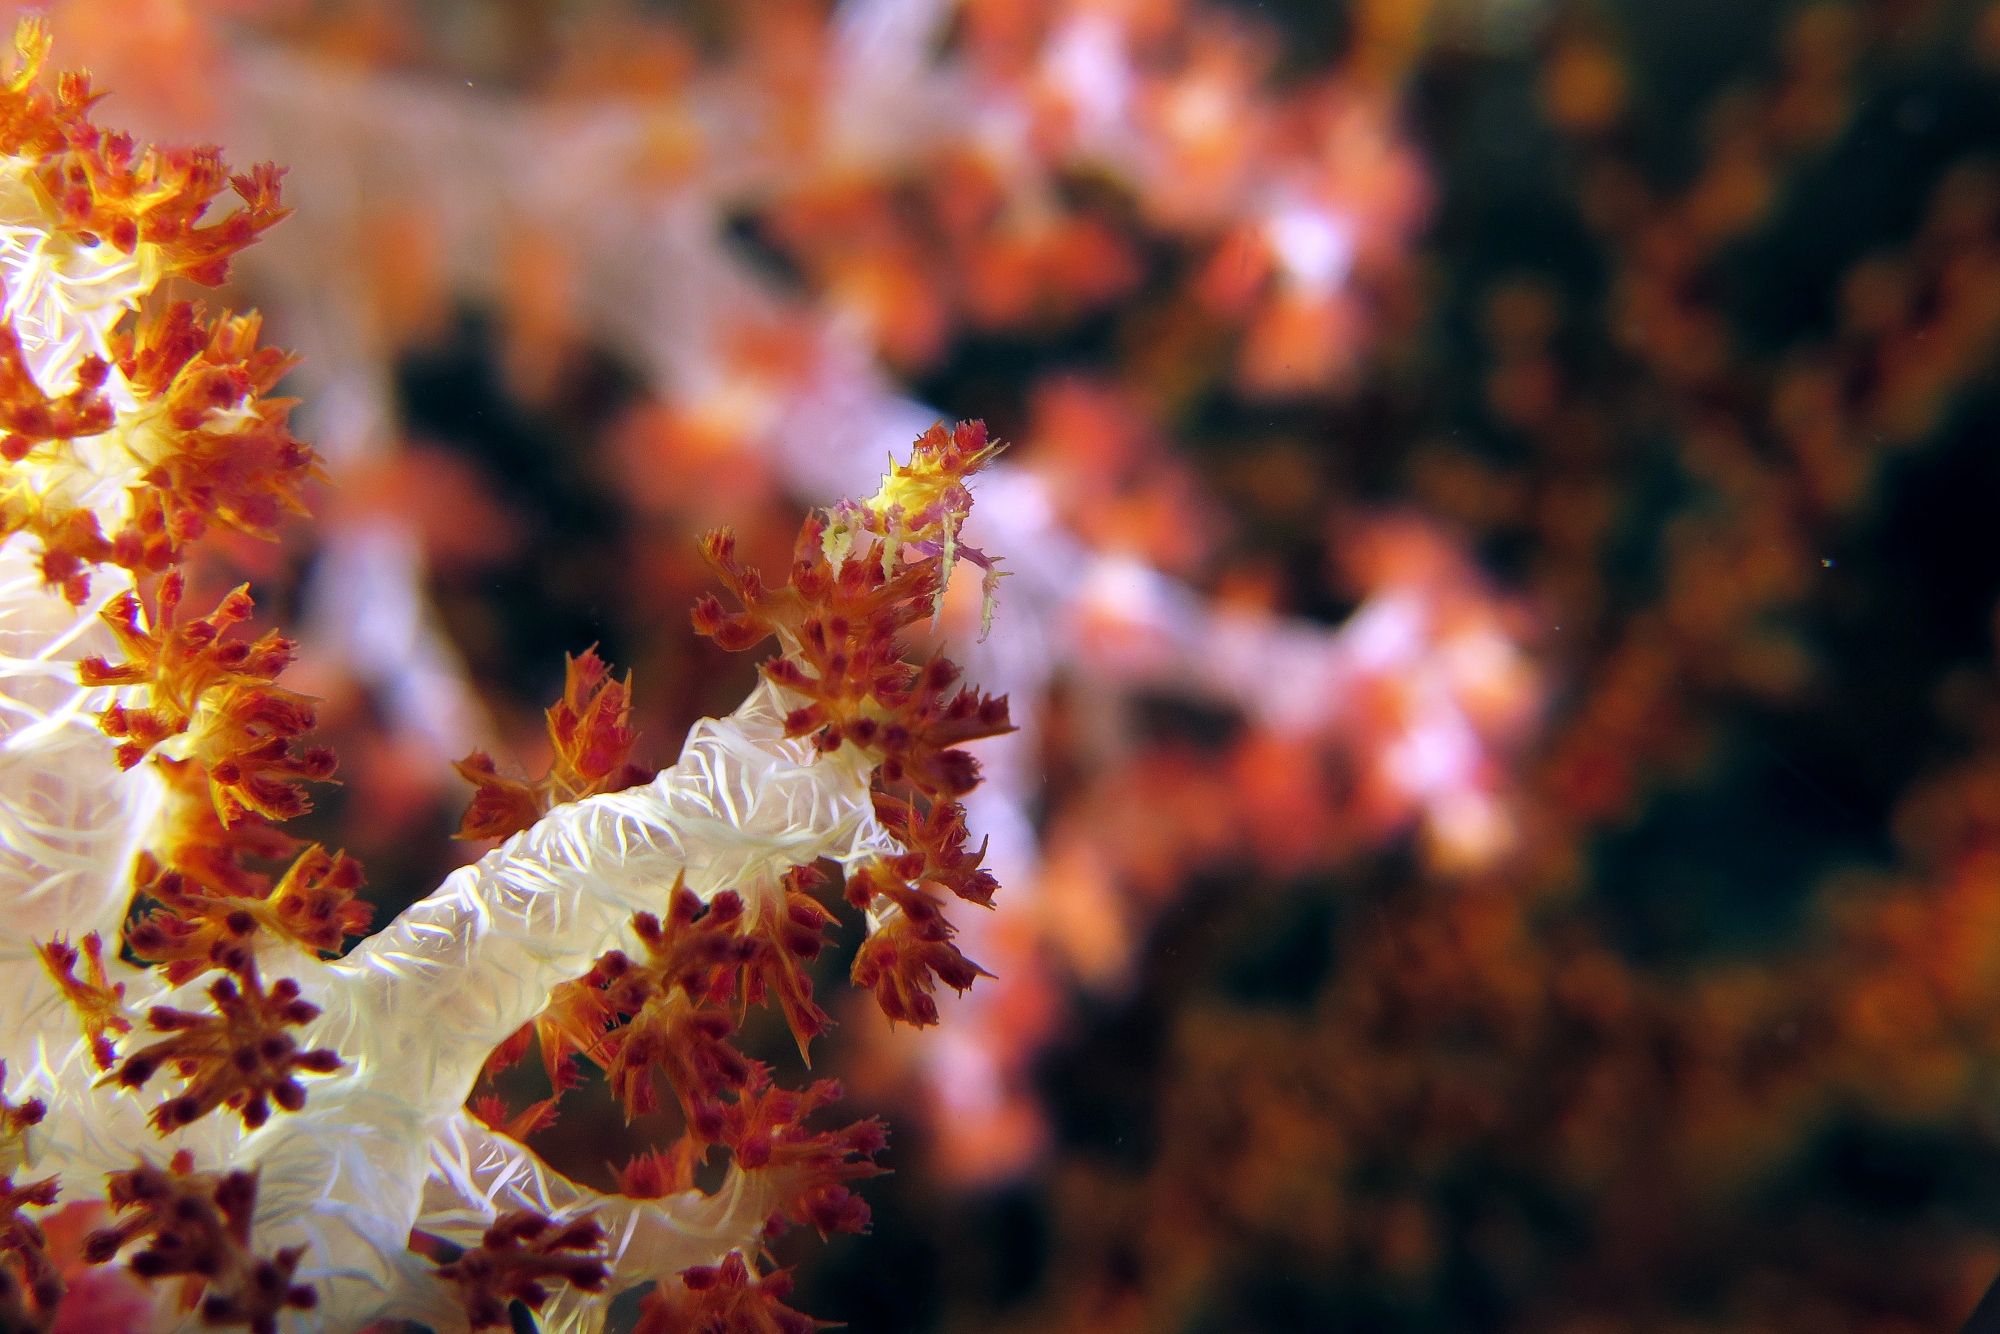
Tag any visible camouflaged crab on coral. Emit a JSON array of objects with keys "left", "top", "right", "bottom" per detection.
[{"left": 0, "top": 23, "right": 1010, "bottom": 1334}]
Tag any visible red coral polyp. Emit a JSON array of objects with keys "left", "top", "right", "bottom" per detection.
[
  {"left": 108, "top": 967, "right": 342, "bottom": 1132},
  {"left": 721, "top": 1072, "right": 886, "bottom": 1239},
  {"left": 83, "top": 1161, "right": 317, "bottom": 1334},
  {"left": 849, "top": 877, "right": 992, "bottom": 1027},
  {"left": 692, "top": 421, "right": 1011, "bottom": 1030},
  {"left": 633, "top": 1252, "right": 826, "bottom": 1334},
  {"left": 429, "top": 1210, "right": 608, "bottom": 1331},
  {"left": 79, "top": 575, "right": 338, "bottom": 824}
]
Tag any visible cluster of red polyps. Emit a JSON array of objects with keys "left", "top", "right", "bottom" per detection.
[
  {"left": 447, "top": 420, "right": 1012, "bottom": 1331},
  {"left": 692, "top": 420, "right": 1014, "bottom": 1028}
]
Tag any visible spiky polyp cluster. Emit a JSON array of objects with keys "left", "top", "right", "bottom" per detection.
[
  {"left": 631, "top": 1252, "right": 824, "bottom": 1334},
  {"left": 484, "top": 878, "right": 890, "bottom": 1221},
  {"left": 83, "top": 1158, "right": 317, "bottom": 1334},
  {"left": 720, "top": 1072, "right": 885, "bottom": 1238},
  {"left": 0, "top": 16, "right": 303, "bottom": 605},
  {"left": 116, "top": 755, "right": 372, "bottom": 992},
  {"left": 80, "top": 574, "right": 334, "bottom": 822},
  {"left": 480, "top": 871, "right": 849, "bottom": 1142},
  {"left": 589, "top": 884, "right": 764, "bottom": 1138},
  {"left": 53, "top": 537, "right": 363, "bottom": 1130},
  {"left": 479, "top": 421, "right": 1013, "bottom": 1122},
  {"left": 453, "top": 647, "right": 653, "bottom": 840},
  {"left": 127, "top": 836, "right": 369, "bottom": 988},
  {"left": 423, "top": 1211, "right": 609, "bottom": 1331},
  {"left": 693, "top": 418, "right": 1013, "bottom": 1030},
  {"left": 532, "top": 418, "right": 1015, "bottom": 1119},
  {"left": 462, "top": 796, "right": 895, "bottom": 1327}
]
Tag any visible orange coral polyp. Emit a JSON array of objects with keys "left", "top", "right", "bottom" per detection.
[
  {"left": 872, "top": 796, "right": 999, "bottom": 907},
  {"left": 109, "top": 304, "right": 317, "bottom": 561},
  {"left": 847, "top": 869, "right": 993, "bottom": 1028},
  {"left": 78, "top": 574, "right": 337, "bottom": 825},
  {"left": 741, "top": 867, "right": 838, "bottom": 1060},
  {"left": 0, "top": 1065, "right": 44, "bottom": 1167},
  {"left": 701, "top": 526, "right": 1013, "bottom": 790},
  {"left": 0, "top": 329, "right": 112, "bottom": 452},
  {"left": 0, "top": 20, "right": 288, "bottom": 282},
  {"left": 126, "top": 842, "right": 371, "bottom": 986},
  {"left": 0, "top": 1169, "right": 63, "bottom": 1332},
  {"left": 453, "top": 647, "right": 651, "bottom": 840},
  {"left": 613, "top": 1141, "right": 706, "bottom": 1201},
  {"left": 0, "top": 20, "right": 304, "bottom": 609},
  {"left": 588, "top": 885, "right": 766, "bottom": 1137},
  {"left": 469, "top": 1091, "right": 564, "bottom": 1144},
  {"left": 36, "top": 935, "right": 131, "bottom": 1072}
]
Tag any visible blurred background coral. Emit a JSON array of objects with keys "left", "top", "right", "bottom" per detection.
[{"left": 23, "top": 0, "right": 2000, "bottom": 1329}]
